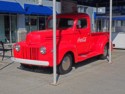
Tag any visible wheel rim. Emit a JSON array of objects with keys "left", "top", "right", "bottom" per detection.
[{"left": 62, "top": 56, "right": 71, "bottom": 71}]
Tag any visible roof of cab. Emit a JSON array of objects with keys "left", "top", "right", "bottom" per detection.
[
  {"left": 56, "top": 13, "right": 89, "bottom": 19},
  {"left": 48, "top": 13, "right": 90, "bottom": 19}
]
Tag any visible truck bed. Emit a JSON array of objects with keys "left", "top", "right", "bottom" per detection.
[
  {"left": 90, "top": 32, "right": 109, "bottom": 51},
  {"left": 91, "top": 32, "right": 109, "bottom": 36}
]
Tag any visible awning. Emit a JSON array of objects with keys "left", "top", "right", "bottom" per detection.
[
  {"left": 96, "top": 16, "right": 125, "bottom": 20},
  {"left": 24, "top": 4, "right": 52, "bottom": 15},
  {"left": 0, "top": 1, "right": 25, "bottom": 14},
  {"left": 94, "top": 13, "right": 125, "bottom": 20}
]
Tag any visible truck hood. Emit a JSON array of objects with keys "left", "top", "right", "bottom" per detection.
[{"left": 26, "top": 30, "right": 59, "bottom": 44}]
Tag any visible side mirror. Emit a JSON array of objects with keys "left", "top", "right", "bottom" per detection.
[{"left": 76, "top": 25, "right": 81, "bottom": 29}]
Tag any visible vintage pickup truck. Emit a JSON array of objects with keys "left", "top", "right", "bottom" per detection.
[{"left": 12, "top": 13, "right": 109, "bottom": 74}]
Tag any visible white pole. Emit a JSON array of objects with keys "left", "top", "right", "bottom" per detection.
[
  {"left": 109, "top": 0, "right": 112, "bottom": 63},
  {"left": 53, "top": 0, "right": 57, "bottom": 85},
  {"left": 9, "top": 14, "right": 12, "bottom": 43}
]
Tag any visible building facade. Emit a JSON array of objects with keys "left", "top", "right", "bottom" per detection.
[
  {"left": 94, "top": 6, "right": 125, "bottom": 32},
  {"left": 0, "top": 0, "right": 61, "bottom": 43}
]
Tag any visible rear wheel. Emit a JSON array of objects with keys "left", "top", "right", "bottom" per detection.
[
  {"left": 100, "top": 45, "right": 108, "bottom": 59},
  {"left": 58, "top": 54, "right": 73, "bottom": 75}
]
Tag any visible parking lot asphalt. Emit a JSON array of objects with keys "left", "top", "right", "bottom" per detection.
[{"left": 0, "top": 49, "right": 125, "bottom": 94}]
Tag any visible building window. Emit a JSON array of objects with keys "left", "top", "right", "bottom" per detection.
[
  {"left": 0, "top": 14, "right": 17, "bottom": 43},
  {"left": 25, "top": 16, "right": 38, "bottom": 32},
  {"left": 25, "top": 15, "right": 48, "bottom": 32},
  {"left": 39, "top": 17, "right": 46, "bottom": 30}
]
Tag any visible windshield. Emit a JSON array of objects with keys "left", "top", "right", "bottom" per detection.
[{"left": 47, "top": 18, "right": 74, "bottom": 29}]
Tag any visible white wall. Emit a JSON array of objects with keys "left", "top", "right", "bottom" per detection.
[
  {"left": 17, "top": 14, "right": 27, "bottom": 42},
  {"left": 42, "top": 1, "right": 61, "bottom": 13}
]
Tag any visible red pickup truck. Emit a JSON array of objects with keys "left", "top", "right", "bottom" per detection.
[{"left": 12, "top": 13, "right": 109, "bottom": 74}]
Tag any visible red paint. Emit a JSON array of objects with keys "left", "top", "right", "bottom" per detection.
[{"left": 13, "top": 13, "right": 109, "bottom": 67}]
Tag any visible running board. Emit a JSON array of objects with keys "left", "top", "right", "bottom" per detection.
[
  {"left": 77, "top": 51, "right": 100, "bottom": 62},
  {"left": 80, "top": 55, "right": 87, "bottom": 57}
]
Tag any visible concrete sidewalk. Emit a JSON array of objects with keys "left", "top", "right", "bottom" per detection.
[{"left": 0, "top": 49, "right": 125, "bottom": 94}]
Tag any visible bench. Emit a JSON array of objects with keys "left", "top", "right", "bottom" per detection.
[{"left": 0, "top": 41, "right": 12, "bottom": 60}]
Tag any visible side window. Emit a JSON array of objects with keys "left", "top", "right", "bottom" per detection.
[
  {"left": 58, "top": 18, "right": 73, "bottom": 28},
  {"left": 77, "top": 19, "right": 87, "bottom": 29}
]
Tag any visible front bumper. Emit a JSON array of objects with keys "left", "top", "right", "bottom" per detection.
[{"left": 11, "top": 57, "right": 49, "bottom": 66}]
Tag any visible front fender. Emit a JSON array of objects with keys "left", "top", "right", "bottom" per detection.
[{"left": 57, "top": 44, "right": 77, "bottom": 65}]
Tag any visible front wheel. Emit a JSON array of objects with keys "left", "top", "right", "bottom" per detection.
[
  {"left": 100, "top": 45, "right": 109, "bottom": 59},
  {"left": 57, "top": 54, "right": 73, "bottom": 75},
  {"left": 20, "top": 63, "right": 29, "bottom": 69}
]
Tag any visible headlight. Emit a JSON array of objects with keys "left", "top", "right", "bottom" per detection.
[
  {"left": 14, "top": 44, "right": 20, "bottom": 52},
  {"left": 40, "top": 46, "right": 46, "bottom": 54}
]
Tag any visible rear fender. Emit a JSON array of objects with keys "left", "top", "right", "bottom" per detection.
[{"left": 95, "top": 36, "right": 109, "bottom": 54}]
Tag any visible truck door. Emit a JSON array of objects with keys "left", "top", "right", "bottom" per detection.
[{"left": 75, "top": 18, "right": 91, "bottom": 56}]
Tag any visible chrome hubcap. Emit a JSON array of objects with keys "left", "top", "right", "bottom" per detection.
[{"left": 62, "top": 56, "right": 71, "bottom": 71}]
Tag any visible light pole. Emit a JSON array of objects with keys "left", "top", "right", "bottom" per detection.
[
  {"left": 53, "top": 0, "right": 57, "bottom": 85},
  {"left": 109, "top": 0, "right": 112, "bottom": 63}
]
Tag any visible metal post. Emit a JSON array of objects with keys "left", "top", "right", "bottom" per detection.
[
  {"left": 9, "top": 14, "right": 12, "bottom": 43},
  {"left": 53, "top": 0, "right": 57, "bottom": 85},
  {"left": 29, "top": 15, "right": 31, "bottom": 32},
  {"left": 37, "top": 16, "right": 39, "bottom": 30},
  {"left": 109, "top": 0, "right": 112, "bottom": 63}
]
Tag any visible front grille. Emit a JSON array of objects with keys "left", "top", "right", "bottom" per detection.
[{"left": 22, "top": 46, "right": 39, "bottom": 60}]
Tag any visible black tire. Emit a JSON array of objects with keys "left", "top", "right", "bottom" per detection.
[
  {"left": 100, "top": 45, "right": 108, "bottom": 59},
  {"left": 20, "top": 63, "right": 29, "bottom": 69},
  {"left": 58, "top": 54, "right": 73, "bottom": 75}
]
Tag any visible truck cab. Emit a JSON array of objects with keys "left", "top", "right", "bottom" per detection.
[{"left": 12, "top": 13, "right": 109, "bottom": 74}]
